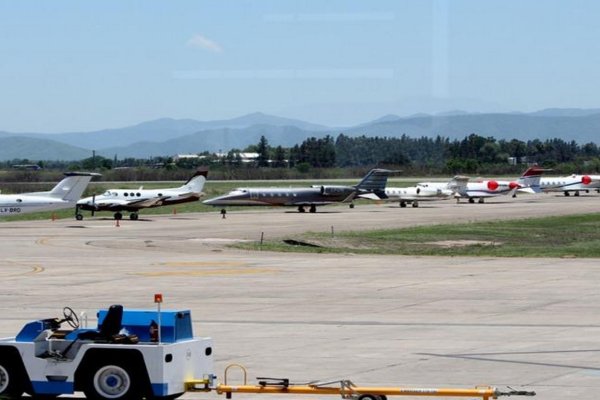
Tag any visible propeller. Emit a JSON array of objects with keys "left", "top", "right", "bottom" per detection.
[{"left": 582, "top": 175, "right": 592, "bottom": 185}]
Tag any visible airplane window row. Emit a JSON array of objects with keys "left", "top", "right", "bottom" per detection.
[{"left": 123, "top": 192, "right": 142, "bottom": 197}]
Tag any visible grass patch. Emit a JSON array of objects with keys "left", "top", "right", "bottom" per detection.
[{"left": 237, "top": 213, "right": 600, "bottom": 258}]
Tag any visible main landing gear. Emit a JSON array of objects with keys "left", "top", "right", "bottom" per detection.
[
  {"left": 113, "top": 212, "right": 139, "bottom": 220},
  {"left": 297, "top": 206, "right": 317, "bottom": 213}
]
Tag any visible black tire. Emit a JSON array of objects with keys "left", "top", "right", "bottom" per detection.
[
  {"left": 76, "top": 214, "right": 84, "bottom": 221},
  {"left": 83, "top": 361, "right": 141, "bottom": 400},
  {"left": 357, "top": 395, "right": 381, "bottom": 400},
  {"left": 129, "top": 213, "right": 138, "bottom": 220},
  {"left": 0, "top": 362, "right": 24, "bottom": 399}
]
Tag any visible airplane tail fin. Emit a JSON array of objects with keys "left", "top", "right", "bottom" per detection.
[
  {"left": 517, "top": 166, "right": 548, "bottom": 193},
  {"left": 46, "top": 172, "right": 99, "bottom": 201},
  {"left": 179, "top": 168, "right": 208, "bottom": 193},
  {"left": 447, "top": 175, "right": 469, "bottom": 196},
  {"left": 355, "top": 169, "right": 392, "bottom": 198}
]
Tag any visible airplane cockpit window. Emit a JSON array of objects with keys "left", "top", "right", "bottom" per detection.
[{"left": 103, "top": 191, "right": 112, "bottom": 196}]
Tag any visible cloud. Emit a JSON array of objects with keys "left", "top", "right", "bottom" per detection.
[{"left": 186, "top": 34, "right": 223, "bottom": 53}]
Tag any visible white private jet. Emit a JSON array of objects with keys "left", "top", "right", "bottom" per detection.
[
  {"left": 0, "top": 172, "right": 99, "bottom": 217},
  {"left": 76, "top": 169, "right": 208, "bottom": 220},
  {"left": 359, "top": 184, "right": 455, "bottom": 208},
  {"left": 419, "top": 166, "right": 546, "bottom": 204},
  {"left": 539, "top": 174, "right": 600, "bottom": 196}
]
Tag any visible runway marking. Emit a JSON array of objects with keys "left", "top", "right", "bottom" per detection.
[
  {"left": 159, "top": 261, "right": 247, "bottom": 267},
  {"left": 136, "top": 268, "right": 276, "bottom": 277}
]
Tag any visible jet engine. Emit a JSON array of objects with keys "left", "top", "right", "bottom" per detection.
[{"left": 318, "top": 185, "right": 350, "bottom": 196}]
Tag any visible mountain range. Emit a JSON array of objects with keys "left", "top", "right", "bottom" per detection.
[{"left": 1, "top": 109, "right": 600, "bottom": 161}]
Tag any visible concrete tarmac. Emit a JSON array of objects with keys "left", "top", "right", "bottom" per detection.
[{"left": 0, "top": 193, "right": 599, "bottom": 399}]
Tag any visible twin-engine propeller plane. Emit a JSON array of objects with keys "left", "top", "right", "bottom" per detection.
[
  {"left": 76, "top": 169, "right": 208, "bottom": 220},
  {"left": 203, "top": 168, "right": 392, "bottom": 214},
  {"left": 0, "top": 172, "right": 99, "bottom": 217}
]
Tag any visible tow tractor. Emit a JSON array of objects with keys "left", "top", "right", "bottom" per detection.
[{"left": 0, "top": 296, "right": 536, "bottom": 400}]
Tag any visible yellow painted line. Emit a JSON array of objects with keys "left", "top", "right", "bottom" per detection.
[
  {"left": 29, "top": 265, "right": 45, "bottom": 274},
  {"left": 159, "top": 261, "right": 247, "bottom": 267},
  {"left": 0, "top": 262, "right": 45, "bottom": 277},
  {"left": 136, "top": 268, "right": 276, "bottom": 277},
  {"left": 35, "top": 238, "right": 50, "bottom": 245}
]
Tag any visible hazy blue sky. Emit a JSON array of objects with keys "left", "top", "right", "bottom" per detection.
[{"left": 1, "top": 0, "right": 600, "bottom": 132}]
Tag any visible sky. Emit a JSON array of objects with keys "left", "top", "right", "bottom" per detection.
[{"left": 1, "top": 0, "right": 600, "bottom": 132}]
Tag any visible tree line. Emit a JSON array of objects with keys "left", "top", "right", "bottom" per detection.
[{"left": 1, "top": 133, "right": 599, "bottom": 181}]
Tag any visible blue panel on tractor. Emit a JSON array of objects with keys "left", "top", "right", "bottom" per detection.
[{"left": 97, "top": 309, "right": 194, "bottom": 343}]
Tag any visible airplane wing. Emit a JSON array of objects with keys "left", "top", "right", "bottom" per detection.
[
  {"left": 357, "top": 193, "right": 381, "bottom": 200},
  {"left": 93, "top": 197, "right": 167, "bottom": 211}
]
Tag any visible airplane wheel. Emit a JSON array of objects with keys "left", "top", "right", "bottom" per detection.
[
  {"left": 564, "top": 192, "right": 570, "bottom": 196},
  {"left": 349, "top": 203, "right": 355, "bottom": 209},
  {"left": 412, "top": 202, "right": 419, "bottom": 208},
  {"left": 400, "top": 202, "right": 406, "bottom": 208},
  {"left": 574, "top": 191, "right": 580, "bottom": 197},
  {"left": 129, "top": 213, "right": 138, "bottom": 220},
  {"left": 114, "top": 212, "right": 123, "bottom": 220},
  {"left": 75, "top": 214, "right": 83, "bottom": 221},
  {"left": 468, "top": 198, "right": 475, "bottom": 204},
  {"left": 309, "top": 205, "right": 317, "bottom": 213},
  {"left": 298, "top": 207, "right": 305, "bottom": 213},
  {"left": 478, "top": 198, "right": 484, "bottom": 204}
]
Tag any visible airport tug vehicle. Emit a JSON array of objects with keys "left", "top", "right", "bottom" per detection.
[{"left": 0, "top": 295, "right": 536, "bottom": 400}]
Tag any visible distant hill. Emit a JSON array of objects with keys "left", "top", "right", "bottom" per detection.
[
  {"left": 97, "top": 125, "right": 319, "bottom": 158},
  {"left": 1, "top": 108, "right": 600, "bottom": 160},
  {"left": 0, "top": 136, "right": 91, "bottom": 161},
  {"left": 26, "top": 112, "right": 330, "bottom": 150},
  {"left": 346, "top": 112, "right": 600, "bottom": 143}
]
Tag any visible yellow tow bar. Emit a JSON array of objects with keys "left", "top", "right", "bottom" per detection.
[{"left": 186, "top": 364, "right": 535, "bottom": 399}]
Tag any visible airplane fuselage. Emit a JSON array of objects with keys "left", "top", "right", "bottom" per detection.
[
  {"left": 203, "top": 186, "right": 355, "bottom": 207},
  {"left": 0, "top": 194, "right": 72, "bottom": 215},
  {"left": 539, "top": 175, "right": 600, "bottom": 194},
  {"left": 77, "top": 188, "right": 201, "bottom": 212}
]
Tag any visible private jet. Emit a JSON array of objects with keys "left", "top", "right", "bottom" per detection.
[
  {"left": 203, "top": 168, "right": 391, "bottom": 213},
  {"left": 0, "top": 172, "right": 99, "bottom": 216},
  {"left": 539, "top": 174, "right": 600, "bottom": 196},
  {"left": 359, "top": 184, "right": 455, "bottom": 208},
  {"left": 76, "top": 169, "right": 208, "bottom": 220},
  {"left": 418, "top": 166, "right": 546, "bottom": 203}
]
